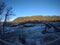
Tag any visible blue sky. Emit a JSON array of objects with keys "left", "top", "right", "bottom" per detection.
[{"left": 0, "top": 0, "right": 60, "bottom": 20}]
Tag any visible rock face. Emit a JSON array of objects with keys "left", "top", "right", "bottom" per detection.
[{"left": 0, "top": 21, "right": 60, "bottom": 45}]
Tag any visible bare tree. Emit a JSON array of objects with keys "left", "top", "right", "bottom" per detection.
[
  {"left": 0, "top": 2, "right": 6, "bottom": 35},
  {"left": 3, "top": 7, "right": 14, "bottom": 34},
  {"left": 0, "top": 2, "right": 14, "bottom": 35}
]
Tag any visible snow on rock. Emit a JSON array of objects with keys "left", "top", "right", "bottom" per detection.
[
  {"left": 17, "top": 23, "right": 46, "bottom": 39},
  {"left": 46, "top": 27, "right": 56, "bottom": 33},
  {"left": 0, "top": 22, "right": 60, "bottom": 45}
]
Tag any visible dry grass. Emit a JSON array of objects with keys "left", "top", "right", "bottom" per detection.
[{"left": 13, "top": 16, "right": 60, "bottom": 23}]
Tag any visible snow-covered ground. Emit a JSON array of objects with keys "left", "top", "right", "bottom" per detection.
[{"left": 0, "top": 22, "right": 60, "bottom": 45}]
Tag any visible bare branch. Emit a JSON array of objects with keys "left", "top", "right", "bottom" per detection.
[{"left": 0, "top": 2, "right": 6, "bottom": 15}]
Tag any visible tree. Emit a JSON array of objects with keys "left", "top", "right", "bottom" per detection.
[
  {"left": 0, "top": 2, "right": 6, "bottom": 35},
  {"left": 0, "top": 2, "right": 14, "bottom": 35},
  {"left": 3, "top": 7, "right": 14, "bottom": 34}
]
